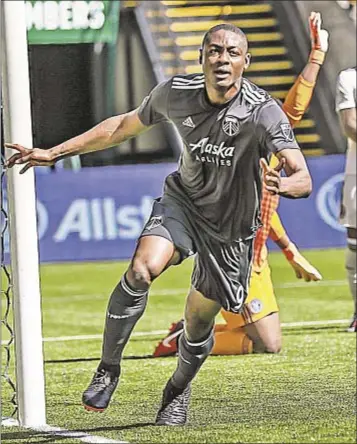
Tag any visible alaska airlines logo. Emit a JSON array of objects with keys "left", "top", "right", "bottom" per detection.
[
  {"left": 189, "top": 137, "right": 235, "bottom": 167},
  {"left": 316, "top": 173, "right": 345, "bottom": 232}
]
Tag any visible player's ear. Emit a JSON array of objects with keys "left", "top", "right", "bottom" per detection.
[
  {"left": 199, "top": 48, "right": 203, "bottom": 64},
  {"left": 244, "top": 53, "right": 251, "bottom": 70}
]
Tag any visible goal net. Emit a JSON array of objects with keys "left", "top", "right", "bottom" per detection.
[{"left": 1, "top": 130, "right": 17, "bottom": 422}]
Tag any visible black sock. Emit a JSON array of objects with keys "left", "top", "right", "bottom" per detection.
[
  {"left": 171, "top": 329, "right": 214, "bottom": 389},
  {"left": 98, "top": 361, "right": 121, "bottom": 377},
  {"left": 101, "top": 275, "right": 148, "bottom": 366}
]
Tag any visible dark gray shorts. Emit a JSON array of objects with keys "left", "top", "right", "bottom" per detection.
[{"left": 140, "top": 197, "right": 254, "bottom": 313}]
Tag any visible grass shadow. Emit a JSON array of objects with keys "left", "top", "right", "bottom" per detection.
[
  {"left": 45, "top": 354, "right": 157, "bottom": 364},
  {"left": 2, "top": 422, "right": 154, "bottom": 443}
]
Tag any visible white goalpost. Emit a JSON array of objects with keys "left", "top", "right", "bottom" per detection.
[{"left": 1, "top": 0, "right": 46, "bottom": 427}]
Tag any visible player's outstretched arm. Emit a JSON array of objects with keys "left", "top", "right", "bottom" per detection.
[
  {"left": 260, "top": 149, "right": 312, "bottom": 199},
  {"left": 303, "top": 11, "right": 329, "bottom": 82},
  {"left": 282, "top": 12, "right": 329, "bottom": 127},
  {"left": 5, "top": 108, "right": 148, "bottom": 174},
  {"left": 269, "top": 211, "right": 322, "bottom": 281}
]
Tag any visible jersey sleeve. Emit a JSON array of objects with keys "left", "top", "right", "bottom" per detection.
[
  {"left": 269, "top": 211, "right": 287, "bottom": 242},
  {"left": 282, "top": 75, "right": 315, "bottom": 128},
  {"left": 137, "top": 79, "right": 171, "bottom": 126},
  {"left": 257, "top": 100, "right": 301, "bottom": 155},
  {"left": 336, "top": 70, "right": 356, "bottom": 112}
]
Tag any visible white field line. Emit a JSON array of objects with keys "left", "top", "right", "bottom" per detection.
[
  {"left": 1, "top": 419, "right": 127, "bottom": 444},
  {"left": 21, "top": 319, "right": 349, "bottom": 344},
  {"left": 280, "top": 319, "right": 349, "bottom": 328},
  {"left": 44, "top": 279, "right": 348, "bottom": 302},
  {"left": 276, "top": 279, "right": 346, "bottom": 288}
]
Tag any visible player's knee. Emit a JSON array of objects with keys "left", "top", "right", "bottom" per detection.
[
  {"left": 264, "top": 337, "right": 282, "bottom": 354},
  {"left": 184, "top": 312, "right": 213, "bottom": 342},
  {"left": 128, "top": 258, "right": 152, "bottom": 291},
  {"left": 129, "top": 256, "right": 165, "bottom": 291},
  {"left": 253, "top": 336, "right": 282, "bottom": 354}
]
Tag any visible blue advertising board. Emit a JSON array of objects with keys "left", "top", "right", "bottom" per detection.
[
  {"left": 1, "top": 155, "right": 349, "bottom": 263},
  {"left": 268, "top": 154, "right": 347, "bottom": 251}
]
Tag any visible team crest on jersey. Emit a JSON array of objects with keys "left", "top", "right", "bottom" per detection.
[
  {"left": 222, "top": 115, "right": 240, "bottom": 137},
  {"left": 249, "top": 298, "right": 263, "bottom": 314},
  {"left": 280, "top": 123, "right": 294, "bottom": 142},
  {"left": 145, "top": 215, "right": 163, "bottom": 231}
]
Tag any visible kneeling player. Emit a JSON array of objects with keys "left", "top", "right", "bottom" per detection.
[{"left": 154, "top": 207, "right": 322, "bottom": 357}]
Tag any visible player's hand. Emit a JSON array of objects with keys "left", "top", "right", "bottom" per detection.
[
  {"left": 260, "top": 158, "right": 286, "bottom": 195},
  {"left": 5, "top": 143, "right": 55, "bottom": 174},
  {"left": 283, "top": 242, "right": 322, "bottom": 282},
  {"left": 309, "top": 12, "right": 329, "bottom": 53}
]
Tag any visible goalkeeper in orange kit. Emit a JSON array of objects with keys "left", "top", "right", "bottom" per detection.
[{"left": 153, "top": 12, "right": 328, "bottom": 357}]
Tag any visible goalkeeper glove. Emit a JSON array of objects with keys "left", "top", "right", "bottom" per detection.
[
  {"left": 283, "top": 242, "right": 322, "bottom": 282},
  {"left": 309, "top": 11, "right": 329, "bottom": 65}
]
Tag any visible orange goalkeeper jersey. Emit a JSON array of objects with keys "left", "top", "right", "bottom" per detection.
[{"left": 253, "top": 75, "right": 316, "bottom": 272}]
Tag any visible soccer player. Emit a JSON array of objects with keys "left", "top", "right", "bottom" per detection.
[
  {"left": 336, "top": 66, "right": 357, "bottom": 333},
  {"left": 153, "top": 12, "right": 327, "bottom": 357},
  {"left": 6, "top": 24, "right": 312, "bottom": 425}
]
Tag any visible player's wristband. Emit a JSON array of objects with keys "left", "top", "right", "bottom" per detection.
[{"left": 309, "top": 49, "right": 325, "bottom": 66}]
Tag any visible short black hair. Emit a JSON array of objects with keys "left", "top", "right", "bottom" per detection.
[{"left": 201, "top": 23, "right": 248, "bottom": 51}]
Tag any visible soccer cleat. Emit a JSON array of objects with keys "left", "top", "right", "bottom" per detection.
[
  {"left": 155, "top": 380, "right": 191, "bottom": 426},
  {"left": 153, "top": 320, "right": 184, "bottom": 357},
  {"left": 82, "top": 367, "right": 119, "bottom": 412},
  {"left": 346, "top": 317, "right": 357, "bottom": 333}
]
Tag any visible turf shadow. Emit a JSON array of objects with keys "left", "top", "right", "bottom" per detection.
[
  {"left": 45, "top": 354, "right": 157, "bottom": 364},
  {"left": 84, "top": 422, "right": 154, "bottom": 432},
  {"left": 1, "top": 422, "right": 153, "bottom": 443},
  {"left": 1, "top": 430, "right": 77, "bottom": 443}
]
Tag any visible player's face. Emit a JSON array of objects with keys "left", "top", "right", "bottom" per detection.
[{"left": 202, "top": 30, "right": 250, "bottom": 89}]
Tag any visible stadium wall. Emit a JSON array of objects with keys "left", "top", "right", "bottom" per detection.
[{"left": 2, "top": 155, "right": 348, "bottom": 263}]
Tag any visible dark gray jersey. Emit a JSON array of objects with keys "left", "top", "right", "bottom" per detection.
[{"left": 138, "top": 74, "right": 300, "bottom": 242}]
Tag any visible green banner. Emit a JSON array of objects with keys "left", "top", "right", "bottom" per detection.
[{"left": 26, "top": 1, "right": 120, "bottom": 45}]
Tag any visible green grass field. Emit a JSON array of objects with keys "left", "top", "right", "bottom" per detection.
[{"left": 1, "top": 248, "right": 356, "bottom": 443}]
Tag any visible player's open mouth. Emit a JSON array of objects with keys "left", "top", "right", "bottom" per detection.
[{"left": 214, "top": 70, "right": 231, "bottom": 79}]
